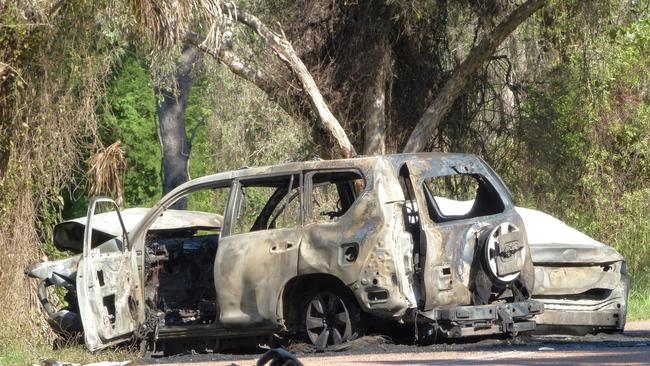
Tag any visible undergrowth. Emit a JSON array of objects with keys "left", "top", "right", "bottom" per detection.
[{"left": 0, "top": 340, "right": 135, "bottom": 366}]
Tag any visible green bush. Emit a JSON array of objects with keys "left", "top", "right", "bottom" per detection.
[{"left": 514, "top": 14, "right": 650, "bottom": 298}]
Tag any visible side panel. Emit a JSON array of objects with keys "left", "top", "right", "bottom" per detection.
[
  {"left": 215, "top": 228, "right": 301, "bottom": 325},
  {"left": 299, "top": 162, "right": 415, "bottom": 317},
  {"left": 404, "top": 159, "right": 463, "bottom": 311},
  {"left": 404, "top": 158, "right": 534, "bottom": 311},
  {"left": 77, "top": 251, "right": 138, "bottom": 350}
]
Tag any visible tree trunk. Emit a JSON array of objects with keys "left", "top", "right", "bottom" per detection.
[
  {"left": 0, "top": 62, "right": 12, "bottom": 184},
  {"left": 363, "top": 42, "right": 391, "bottom": 156},
  {"left": 155, "top": 44, "right": 201, "bottom": 209},
  {"left": 402, "top": 0, "right": 546, "bottom": 153}
]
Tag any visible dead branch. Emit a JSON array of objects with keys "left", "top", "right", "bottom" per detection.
[
  {"left": 185, "top": 32, "right": 277, "bottom": 96},
  {"left": 221, "top": 3, "right": 356, "bottom": 158}
]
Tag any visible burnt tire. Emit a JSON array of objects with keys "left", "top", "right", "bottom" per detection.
[{"left": 301, "top": 290, "right": 362, "bottom": 349}]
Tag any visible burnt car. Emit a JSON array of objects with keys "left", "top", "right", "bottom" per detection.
[
  {"left": 27, "top": 153, "right": 547, "bottom": 351},
  {"left": 435, "top": 199, "right": 628, "bottom": 335},
  {"left": 518, "top": 207, "right": 628, "bottom": 334}
]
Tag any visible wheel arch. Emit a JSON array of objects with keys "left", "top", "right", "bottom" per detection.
[{"left": 278, "top": 273, "right": 358, "bottom": 333}]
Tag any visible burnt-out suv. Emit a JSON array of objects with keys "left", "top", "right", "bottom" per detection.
[{"left": 26, "top": 153, "right": 543, "bottom": 351}]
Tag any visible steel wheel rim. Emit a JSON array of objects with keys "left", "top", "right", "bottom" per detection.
[{"left": 305, "top": 292, "right": 352, "bottom": 349}]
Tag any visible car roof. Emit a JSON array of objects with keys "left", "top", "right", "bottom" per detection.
[{"left": 185, "top": 153, "right": 479, "bottom": 186}]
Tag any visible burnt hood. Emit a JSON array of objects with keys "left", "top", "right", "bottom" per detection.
[
  {"left": 516, "top": 207, "right": 624, "bottom": 265},
  {"left": 53, "top": 208, "right": 223, "bottom": 253}
]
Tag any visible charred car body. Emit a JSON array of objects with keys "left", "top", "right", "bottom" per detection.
[
  {"left": 25, "top": 153, "right": 622, "bottom": 351},
  {"left": 519, "top": 208, "right": 628, "bottom": 334}
]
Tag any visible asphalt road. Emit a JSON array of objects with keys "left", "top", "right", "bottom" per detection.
[{"left": 144, "top": 321, "right": 650, "bottom": 366}]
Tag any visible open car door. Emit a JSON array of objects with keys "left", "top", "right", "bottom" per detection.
[{"left": 76, "top": 197, "right": 141, "bottom": 351}]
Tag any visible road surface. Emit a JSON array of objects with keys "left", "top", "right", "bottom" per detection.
[{"left": 145, "top": 321, "right": 650, "bottom": 366}]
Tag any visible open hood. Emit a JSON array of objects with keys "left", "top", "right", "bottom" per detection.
[
  {"left": 516, "top": 207, "right": 623, "bottom": 265},
  {"left": 53, "top": 208, "right": 223, "bottom": 253}
]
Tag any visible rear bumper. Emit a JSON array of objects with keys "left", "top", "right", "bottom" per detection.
[
  {"left": 419, "top": 300, "right": 544, "bottom": 337},
  {"left": 532, "top": 271, "right": 628, "bottom": 334},
  {"left": 534, "top": 309, "right": 624, "bottom": 334}
]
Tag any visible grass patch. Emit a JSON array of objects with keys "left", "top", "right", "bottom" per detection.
[
  {"left": 0, "top": 340, "right": 136, "bottom": 366},
  {"left": 628, "top": 288, "right": 650, "bottom": 322}
]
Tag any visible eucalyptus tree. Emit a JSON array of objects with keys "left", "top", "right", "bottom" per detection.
[{"left": 132, "top": 0, "right": 545, "bottom": 159}]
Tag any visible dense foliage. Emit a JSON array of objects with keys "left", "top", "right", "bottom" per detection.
[
  {"left": 515, "top": 7, "right": 650, "bottom": 283},
  {"left": 0, "top": 0, "right": 131, "bottom": 348}
]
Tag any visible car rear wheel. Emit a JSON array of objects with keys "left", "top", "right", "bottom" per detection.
[{"left": 302, "top": 290, "right": 360, "bottom": 349}]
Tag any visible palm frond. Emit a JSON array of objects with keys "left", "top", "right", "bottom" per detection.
[{"left": 87, "top": 141, "right": 127, "bottom": 207}]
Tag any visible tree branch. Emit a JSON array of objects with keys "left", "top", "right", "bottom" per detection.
[
  {"left": 142, "top": 0, "right": 356, "bottom": 158},
  {"left": 221, "top": 3, "right": 356, "bottom": 158},
  {"left": 186, "top": 31, "right": 305, "bottom": 124},
  {"left": 402, "top": 0, "right": 546, "bottom": 153},
  {"left": 186, "top": 32, "right": 276, "bottom": 94}
]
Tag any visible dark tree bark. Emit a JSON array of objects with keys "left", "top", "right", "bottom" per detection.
[
  {"left": 0, "top": 62, "right": 13, "bottom": 184},
  {"left": 155, "top": 44, "right": 201, "bottom": 209},
  {"left": 402, "top": 0, "right": 546, "bottom": 153}
]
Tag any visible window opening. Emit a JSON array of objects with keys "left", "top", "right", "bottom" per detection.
[
  {"left": 423, "top": 173, "right": 504, "bottom": 222},
  {"left": 310, "top": 171, "right": 365, "bottom": 223},
  {"left": 234, "top": 174, "right": 302, "bottom": 234}
]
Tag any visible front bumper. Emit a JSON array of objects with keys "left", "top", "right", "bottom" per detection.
[
  {"left": 37, "top": 278, "right": 82, "bottom": 336},
  {"left": 419, "top": 300, "right": 544, "bottom": 337}
]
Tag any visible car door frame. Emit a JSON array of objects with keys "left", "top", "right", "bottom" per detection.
[
  {"left": 76, "top": 197, "right": 141, "bottom": 352},
  {"left": 403, "top": 158, "right": 519, "bottom": 310}
]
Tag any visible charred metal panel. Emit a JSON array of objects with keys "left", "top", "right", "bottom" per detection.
[
  {"left": 533, "top": 264, "right": 621, "bottom": 296},
  {"left": 533, "top": 270, "right": 628, "bottom": 333},
  {"left": 530, "top": 243, "right": 623, "bottom": 265},
  {"left": 402, "top": 157, "right": 535, "bottom": 311},
  {"left": 77, "top": 246, "right": 138, "bottom": 351},
  {"left": 216, "top": 227, "right": 301, "bottom": 325},
  {"left": 298, "top": 159, "right": 414, "bottom": 318},
  {"left": 75, "top": 198, "right": 141, "bottom": 352},
  {"left": 26, "top": 254, "right": 80, "bottom": 282}
]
